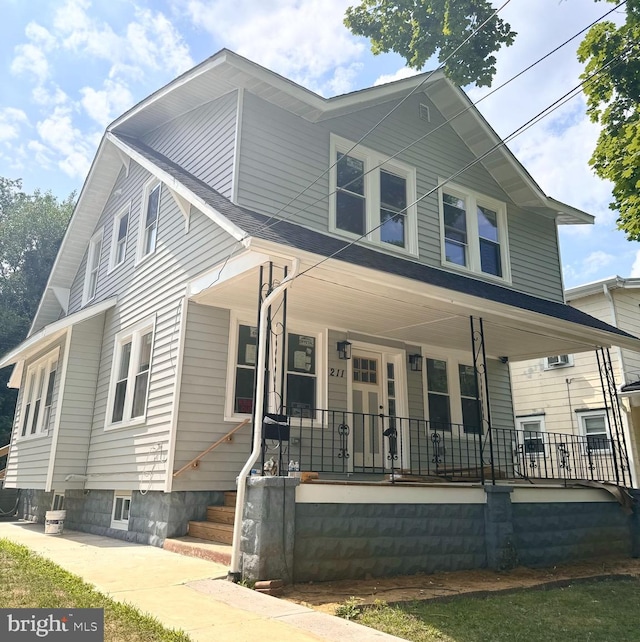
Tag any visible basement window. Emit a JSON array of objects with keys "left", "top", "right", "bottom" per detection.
[{"left": 111, "top": 491, "right": 131, "bottom": 530}]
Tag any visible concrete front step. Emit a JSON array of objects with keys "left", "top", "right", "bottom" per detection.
[
  {"left": 188, "top": 520, "right": 234, "bottom": 544},
  {"left": 207, "top": 505, "right": 235, "bottom": 524},
  {"left": 163, "top": 536, "right": 232, "bottom": 566}
]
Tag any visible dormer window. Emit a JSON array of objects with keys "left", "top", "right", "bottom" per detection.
[
  {"left": 439, "top": 182, "right": 510, "bottom": 281},
  {"left": 330, "top": 135, "right": 418, "bottom": 255}
]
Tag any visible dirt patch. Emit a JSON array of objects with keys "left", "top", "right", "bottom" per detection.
[{"left": 281, "top": 557, "right": 640, "bottom": 614}]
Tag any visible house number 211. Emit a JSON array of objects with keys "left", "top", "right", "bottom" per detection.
[{"left": 329, "top": 368, "right": 346, "bottom": 378}]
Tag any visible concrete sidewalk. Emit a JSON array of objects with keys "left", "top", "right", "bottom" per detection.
[{"left": 0, "top": 521, "right": 404, "bottom": 642}]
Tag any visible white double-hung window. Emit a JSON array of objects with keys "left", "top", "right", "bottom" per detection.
[
  {"left": 107, "top": 320, "right": 154, "bottom": 428},
  {"left": 83, "top": 230, "right": 103, "bottom": 304},
  {"left": 439, "top": 182, "right": 510, "bottom": 281},
  {"left": 227, "top": 319, "right": 323, "bottom": 420},
  {"left": 110, "top": 204, "right": 130, "bottom": 269},
  {"left": 578, "top": 410, "right": 610, "bottom": 452},
  {"left": 330, "top": 135, "right": 418, "bottom": 254},
  {"left": 139, "top": 181, "right": 161, "bottom": 260},
  {"left": 20, "top": 348, "right": 59, "bottom": 438}
]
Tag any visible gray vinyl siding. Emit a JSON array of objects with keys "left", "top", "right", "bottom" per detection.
[
  {"left": 487, "top": 358, "right": 516, "bottom": 432},
  {"left": 63, "top": 159, "right": 240, "bottom": 492},
  {"left": 50, "top": 315, "right": 105, "bottom": 488},
  {"left": 4, "top": 336, "right": 66, "bottom": 489},
  {"left": 327, "top": 330, "right": 348, "bottom": 411},
  {"left": 142, "top": 91, "right": 238, "bottom": 199},
  {"left": 237, "top": 91, "right": 563, "bottom": 302},
  {"left": 172, "top": 302, "right": 253, "bottom": 491}
]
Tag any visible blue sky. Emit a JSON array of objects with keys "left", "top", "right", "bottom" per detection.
[{"left": 0, "top": 0, "right": 637, "bottom": 288}]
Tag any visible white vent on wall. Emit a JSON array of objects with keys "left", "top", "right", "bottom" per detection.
[
  {"left": 547, "top": 354, "right": 570, "bottom": 367},
  {"left": 419, "top": 103, "right": 431, "bottom": 122}
]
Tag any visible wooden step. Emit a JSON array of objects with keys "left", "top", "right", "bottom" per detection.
[
  {"left": 188, "top": 521, "right": 234, "bottom": 544},
  {"left": 163, "top": 536, "right": 232, "bottom": 565},
  {"left": 224, "top": 491, "right": 237, "bottom": 507},
  {"left": 207, "top": 505, "right": 235, "bottom": 524}
]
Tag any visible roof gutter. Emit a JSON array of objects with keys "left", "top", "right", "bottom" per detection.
[{"left": 228, "top": 258, "right": 300, "bottom": 581}]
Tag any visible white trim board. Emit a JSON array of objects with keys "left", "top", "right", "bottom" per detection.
[
  {"left": 511, "top": 487, "right": 617, "bottom": 503},
  {"left": 295, "top": 484, "right": 486, "bottom": 505}
]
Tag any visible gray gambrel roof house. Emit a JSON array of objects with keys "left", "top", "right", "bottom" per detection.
[{"left": 2, "top": 49, "right": 639, "bottom": 583}]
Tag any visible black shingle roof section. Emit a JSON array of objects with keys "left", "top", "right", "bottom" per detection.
[{"left": 116, "top": 133, "right": 638, "bottom": 343}]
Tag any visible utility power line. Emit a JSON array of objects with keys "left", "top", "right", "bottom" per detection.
[{"left": 292, "top": 43, "right": 634, "bottom": 281}]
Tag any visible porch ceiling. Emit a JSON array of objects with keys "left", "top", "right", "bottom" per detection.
[{"left": 190, "top": 256, "right": 635, "bottom": 361}]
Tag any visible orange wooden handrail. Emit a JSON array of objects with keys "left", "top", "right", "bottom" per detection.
[
  {"left": 0, "top": 444, "right": 9, "bottom": 458},
  {"left": 172, "top": 419, "right": 250, "bottom": 478}
]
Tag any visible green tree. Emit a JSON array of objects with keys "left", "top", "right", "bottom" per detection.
[
  {"left": 0, "top": 178, "right": 75, "bottom": 446},
  {"left": 345, "top": 0, "right": 640, "bottom": 239},
  {"left": 578, "top": 0, "right": 640, "bottom": 240},
  {"left": 344, "top": 0, "right": 516, "bottom": 87}
]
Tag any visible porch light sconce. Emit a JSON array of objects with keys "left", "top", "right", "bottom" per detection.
[
  {"left": 337, "top": 340, "right": 352, "bottom": 360},
  {"left": 408, "top": 354, "right": 423, "bottom": 372},
  {"left": 499, "top": 356, "right": 509, "bottom": 364}
]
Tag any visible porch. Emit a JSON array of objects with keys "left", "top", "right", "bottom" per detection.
[
  {"left": 186, "top": 250, "right": 639, "bottom": 490},
  {"left": 262, "top": 409, "right": 626, "bottom": 486}
]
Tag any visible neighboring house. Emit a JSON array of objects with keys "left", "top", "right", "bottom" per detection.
[
  {"left": 2, "top": 50, "right": 640, "bottom": 582},
  {"left": 511, "top": 276, "right": 640, "bottom": 488}
]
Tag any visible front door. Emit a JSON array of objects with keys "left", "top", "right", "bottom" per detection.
[{"left": 352, "top": 349, "right": 384, "bottom": 470}]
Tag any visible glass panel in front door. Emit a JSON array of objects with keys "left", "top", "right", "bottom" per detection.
[{"left": 352, "top": 352, "right": 382, "bottom": 470}]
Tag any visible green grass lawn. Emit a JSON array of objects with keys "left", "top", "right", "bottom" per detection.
[
  {"left": 0, "top": 539, "right": 192, "bottom": 642},
  {"left": 351, "top": 577, "right": 640, "bottom": 642}
]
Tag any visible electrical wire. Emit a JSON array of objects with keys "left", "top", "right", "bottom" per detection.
[
  {"left": 252, "top": 0, "right": 628, "bottom": 237},
  {"left": 292, "top": 43, "right": 635, "bottom": 281},
  {"left": 203, "top": 1, "right": 627, "bottom": 288},
  {"left": 251, "top": 0, "right": 514, "bottom": 235}
]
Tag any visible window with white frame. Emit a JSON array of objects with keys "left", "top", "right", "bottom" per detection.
[
  {"left": 516, "top": 415, "right": 546, "bottom": 455},
  {"left": 330, "top": 135, "right": 418, "bottom": 254},
  {"left": 111, "top": 491, "right": 131, "bottom": 530},
  {"left": 426, "top": 358, "right": 452, "bottom": 431},
  {"left": 230, "top": 322, "right": 320, "bottom": 419},
  {"left": 107, "top": 321, "right": 154, "bottom": 427},
  {"left": 83, "top": 230, "right": 103, "bottom": 304},
  {"left": 578, "top": 410, "right": 610, "bottom": 452},
  {"left": 440, "top": 182, "right": 510, "bottom": 280},
  {"left": 424, "top": 354, "right": 485, "bottom": 435},
  {"left": 51, "top": 492, "right": 65, "bottom": 511},
  {"left": 140, "top": 182, "right": 161, "bottom": 258},
  {"left": 20, "top": 348, "right": 59, "bottom": 438},
  {"left": 110, "top": 205, "right": 130, "bottom": 269},
  {"left": 458, "top": 364, "right": 481, "bottom": 434}
]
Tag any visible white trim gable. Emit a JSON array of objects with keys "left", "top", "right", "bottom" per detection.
[{"left": 107, "top": 132, "right": 248, "bottom": 243}]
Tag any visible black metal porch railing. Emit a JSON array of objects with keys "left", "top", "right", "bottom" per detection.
[{"left": 261, "top": 409, "right": 627, "bottom": 485}]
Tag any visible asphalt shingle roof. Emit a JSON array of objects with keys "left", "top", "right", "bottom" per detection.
[{"left": 116, "top": 133, "right": 638, "bottom": 343}]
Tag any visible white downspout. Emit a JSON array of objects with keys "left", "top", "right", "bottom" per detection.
[{"left": 228, "top": 258, "right": 300, "bottom": 580}]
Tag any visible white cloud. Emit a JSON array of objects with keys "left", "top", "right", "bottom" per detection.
[
  {"left": 36, "top": 106, "right": 94, "bottom": 179},
  {"left": 0, "top": 108, "right": 29, "bottom": 143},
  {"left": 630, "top": 251, "right": 640, "bottom": 278},
  {"left": 80, "top": 80, "right": 134, "bottom": 127},
  {"left": 582, "top": 250, "right": 615, "bottom": 276},
  {"left": 11, "top": 42, "right": 50, "bottom": 84},
  {"left": 32, "top": 84, "right": 69, "bottom": 107},
  {"left": 374, "top": 67, "right": 420, "bottom": 86},
  {"left": 27, "top": 140, "right": 54, "bottom": 169},
  {"left": 52, "top": 0, "right": 193, "bottom": 78},
  {"left": 184, "top": 0, "right": 364, "bottom": 90}
]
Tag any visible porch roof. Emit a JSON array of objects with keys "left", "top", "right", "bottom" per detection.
[{"left": 116, "top": 135, "right": 640, "bottom": 359}]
